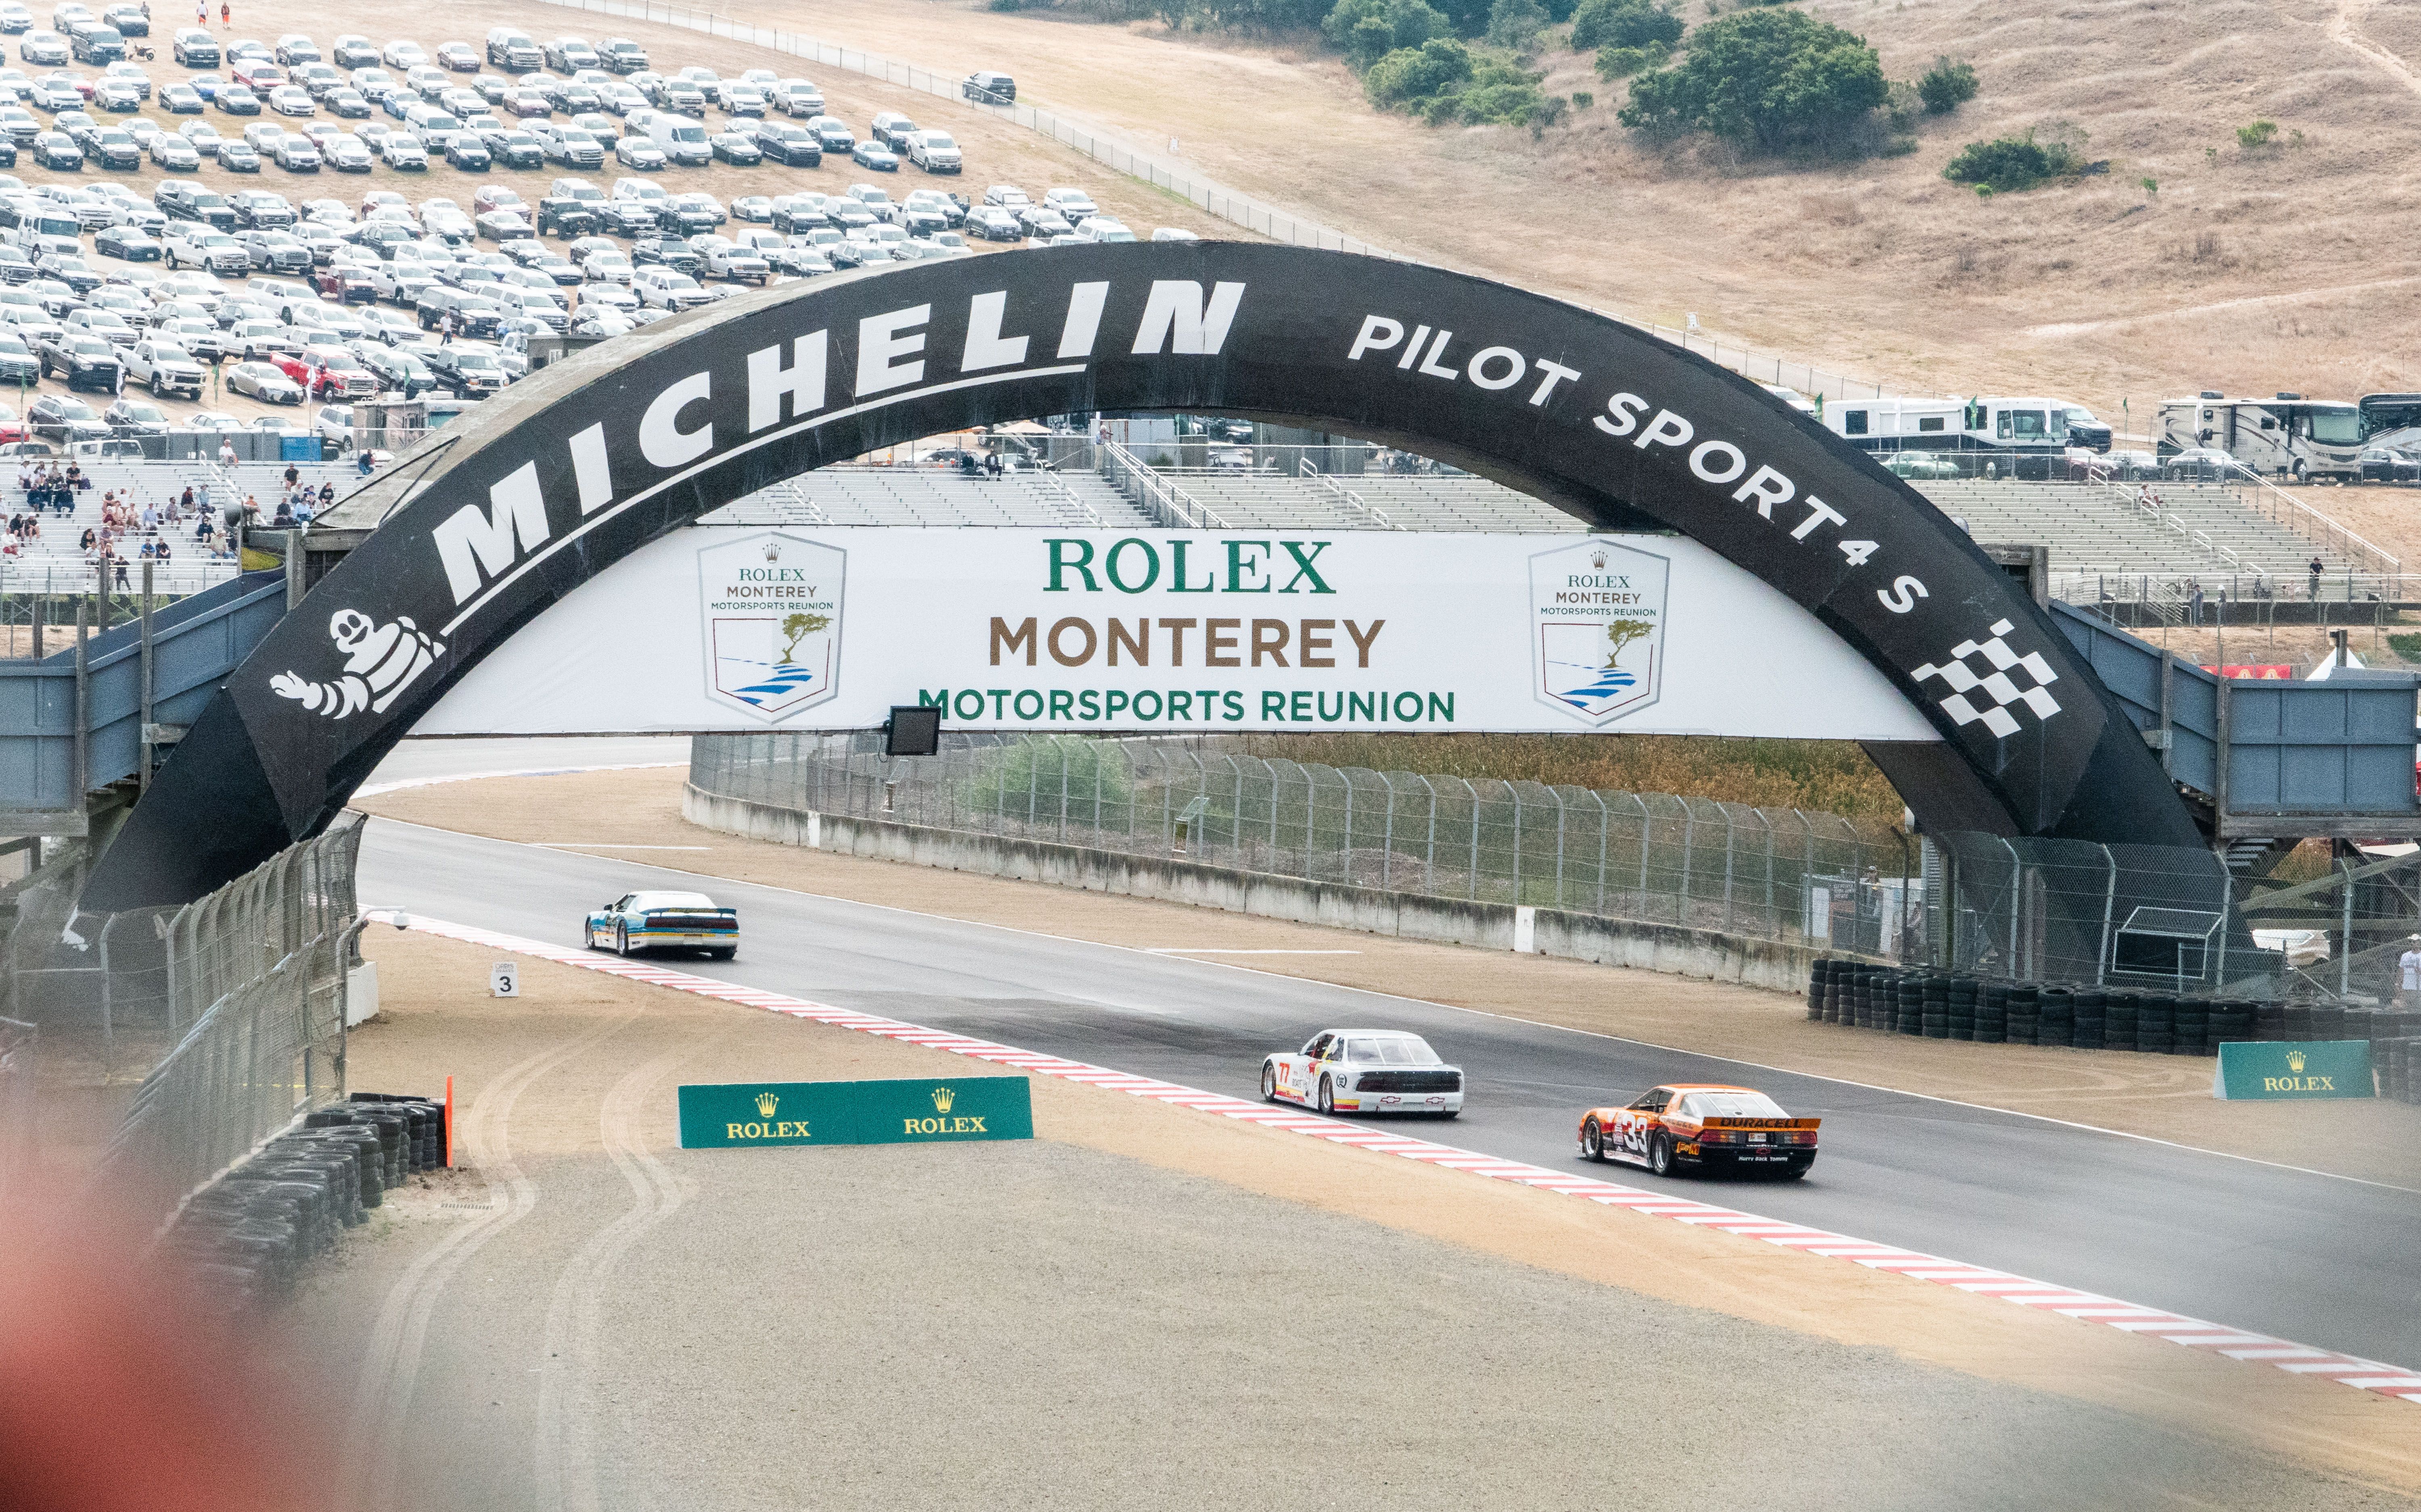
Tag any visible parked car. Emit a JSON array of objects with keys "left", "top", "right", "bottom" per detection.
[
  {"left": 2162, "top": 447, "right": 2260, "bottom": 482},
  {"left": 960, "top": 70, "right": 1013, "bottom": 105},
  {"left": 224, "top": 356, "right": 301, "bottom": 402},
  {"left": 2358, "top": 447, "right": 2421, "bottom": 485},
  {"left": 849, "top": 138, "right": 897, "bottom": 172},
  {"left": 906, "top": 130, "right": 960, "bottom": 174},
  {"left": 1883, "top": 450, "right": 1961, "bottom": 481},
  {"left": 35, "top": 329, "right": 118, "bottom": 391}
]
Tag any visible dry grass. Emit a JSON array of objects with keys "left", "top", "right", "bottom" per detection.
[
  {"left": 679, "top": 0, "right": 2421, "bottom": 421},
  {"left": 1233, "top": 732, "right": 1906, "bottom": 818}
]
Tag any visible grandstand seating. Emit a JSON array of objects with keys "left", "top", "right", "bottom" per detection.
[
  {"left": 1910, "top": 480, "right": 2356, "bottom": 577},
  {"left": 705, "top": 466, "right": 1151, "bottom": 529},
  {"left": 2, "top": 459, "right": 356, "bottom": 594}
]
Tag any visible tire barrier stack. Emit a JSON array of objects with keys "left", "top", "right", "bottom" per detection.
[
  {"left": 159, "top": 1092, "right": 446, "bottom": 1313},
  {"left": 1802, "top": 960, "right": 2421, "bottom": 1059}
]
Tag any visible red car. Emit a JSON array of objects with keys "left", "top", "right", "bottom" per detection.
[
  {"left": 1578, "top": 1083, "right": 1819, "bottom": 1179},
  {"left": 274, "top": 344, "right": 377, "bottom": 400}
]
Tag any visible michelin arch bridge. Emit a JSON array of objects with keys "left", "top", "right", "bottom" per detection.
[{"left": 82, "top": 243, "right": 2201, "bottom": 911}]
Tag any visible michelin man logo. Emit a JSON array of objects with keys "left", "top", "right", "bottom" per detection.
[
  {"left": 270, "top": 608, "right": 444, "bottom": 720},
  {"left": 1911, "top": 619, "right": 2061, "bottom": 739}
]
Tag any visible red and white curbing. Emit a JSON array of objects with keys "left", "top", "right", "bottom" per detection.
[{"left": 408, "top": 915, "right": 2421, "bottom": 1407}]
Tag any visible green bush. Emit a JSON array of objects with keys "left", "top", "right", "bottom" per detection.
[
  {"left": 1916, "top": 55, "right": 1976, "bottom": 114},
  {"left": 1568, "top": 0, "right": 1682, "bottom": 50},
  {"left": 1594, "top": 42, "right": 1666, "bottom": 77},
  {"left": 1571, "top": 88, "right": 1594, "bottom": 106},
  {"left": 1323, "top": 0, "right": 1452, "bottom": 69},
  {"left": 2236, "top": 119, "right": 2277, "bottom": 149},
  {"left": 1366, "top": 36, "right": 1559, "bottom": 123},
  {"left": 1942, "top": 131, "right": 2078, "bottom": 191},
  {"left": 1485, "top": 0, "right": 1549, "bottom": 49},
  {"left": 1617, "top": 8, "right": 1887, "bottom": 155}
]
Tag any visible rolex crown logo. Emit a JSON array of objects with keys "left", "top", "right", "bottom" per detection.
[
  {"left": 931, "top": 1086, "right": 956, "bottom": 1114},
  {"left": 755, "top": 1091, "right": 780, "bottom": 1118},
  {"left": 762, "top": 540, "right": 781, "bottom": 562},
  {"left": 2286, "top": 1050, "right": 2307, "bottom": 1074}
]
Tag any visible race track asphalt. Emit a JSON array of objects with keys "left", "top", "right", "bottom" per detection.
[{"left": 358, "top": 814, "right": 2421, "bottom": 1374}]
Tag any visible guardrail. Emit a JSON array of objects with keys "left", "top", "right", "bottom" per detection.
[{"left": 1099, "top": 438, "right": 1224, "bottom": 529}]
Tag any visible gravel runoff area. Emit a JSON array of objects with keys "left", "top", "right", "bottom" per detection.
[
  {"left": 295, "top": 928, "right": 2421, "bottom": 1511},
  {"left": 352, "top": 764, "right": 2421, "bottom": 1189}
]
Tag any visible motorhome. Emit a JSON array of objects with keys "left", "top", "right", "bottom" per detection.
[
  {"left": 2357, "top": 393, "right": 2421, "bottom": 451},
  {"left": 1823, "top": 394, "right": 2113, "bottom": 468},
  {"left": 2156, "top": 391, "right": 2361, "bottom": 481}
]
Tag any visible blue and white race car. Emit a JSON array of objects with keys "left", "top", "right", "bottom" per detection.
[
  {"left": 584, "top": 890, "right": 738, "bottom": 959},
  {"left": 1261, "top": 1029, "right": 1464, "bottom": 1117}
]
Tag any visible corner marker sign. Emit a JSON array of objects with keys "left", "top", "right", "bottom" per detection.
[{"left": 677, "top": 1076, "right": 1036, "bottom": 1148}]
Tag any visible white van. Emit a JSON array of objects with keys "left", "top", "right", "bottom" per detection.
[{"left": 644, "top": 113, "right": 711, "bottom": 167}]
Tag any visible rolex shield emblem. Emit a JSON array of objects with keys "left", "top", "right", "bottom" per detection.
[
  {"left": 1530, "top": 538, "right": 1668, "bottom": 724},
  {"left": 697, "top": 531, "right": 845, "bottom": 721}
]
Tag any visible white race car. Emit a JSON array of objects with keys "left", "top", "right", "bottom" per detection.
[{"left": 1261, "top": 1029, "right": 1464, "bottom": 1117}]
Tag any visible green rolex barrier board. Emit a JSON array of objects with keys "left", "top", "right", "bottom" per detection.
[
  {"left": 678, "top": 1076, "right": 1035, "bottom": 1148},
  {"left": 2213, "top": 1040, "right": 2374, "bottom": 1100}
]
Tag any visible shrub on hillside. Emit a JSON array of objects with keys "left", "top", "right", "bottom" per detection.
[
  {"left": 1323, "top": 0, "right": 1452, "bottom": 69},
  {"left": 1617, "top": 8, "right": 1887, "bottom": 155},
  {"left": 1365, "top": 36, "right": 1559, "bottom": 124},
  {"left": 1149, "top": 0, "right": 1329, "bottom": 31},
  {"left": 1916, "top": 55, "right": 1976, "bottom": 114},
  {"left": 1569, "top": 0, "right": 1682, "bottom": 52},
  {"left": 2237, "top": 119, "right": 2277, "bottom": 149},
  {"left": 1485, "top": 0, "right": 1550, "bottom": 50},
  {"left": 1942, "top": 131, "right": 2078, "bottom": 191},
  {"left": 1594, "top": 44, "right": 1667, "bottom": 77}
]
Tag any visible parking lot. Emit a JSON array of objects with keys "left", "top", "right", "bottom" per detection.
[{"left": 0, "top": 0, "right": 1226, "bottom": 444}]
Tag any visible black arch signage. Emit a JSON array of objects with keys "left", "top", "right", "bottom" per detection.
[{"left": 83, "top": 244, "right": 2200, "bottom": 911}]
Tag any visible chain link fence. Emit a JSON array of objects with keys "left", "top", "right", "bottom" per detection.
[
  {"left": 91, "top": 814, "right": 363, "bottom": 1228},
  {"left": 0, "top": 1015, "right": 33, "bottom": 1195},
  {"left": 694, "top": 732, "right": 1919, "bottom": 953}
]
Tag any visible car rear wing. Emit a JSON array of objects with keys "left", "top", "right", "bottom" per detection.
[{"left": 1699, "top": 1117, "right": 1820, "bottom": 1131}]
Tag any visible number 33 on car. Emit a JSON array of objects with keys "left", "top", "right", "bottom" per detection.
[
  {"left": 1578, "top": 1084, "right": 1817, "bottom": 1179},
  {"left": 1261, "top": 1029, "right": 1464, "bottom": 1117}
]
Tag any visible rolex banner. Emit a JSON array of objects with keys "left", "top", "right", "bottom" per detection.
[
  {"left": 2212, "top": 1040, "right": 2375, "bottom": 1101},
  {"left": 416, "top": 527, "right": 1936, "bottom": 740},
  {"left": 677, "top": 1076, "right": 1037, "bottom": 1148}
]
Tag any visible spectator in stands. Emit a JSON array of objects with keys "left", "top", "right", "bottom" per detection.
[
  {"left": 64, "top": 463, "right": 85, "bottom": 491},
  {"left": 984, "top": 450, "right": 1004, "bottom": 480},
  {"left": 196, "top": 480, "right": 211, "bottom": 518},
  {"left": 179, "top": 485, "right": 194, "bottom": 514},
  {"left": 195, "top": 512, "right": 213, "bottom": 546},
  {"left": 316, "top": 480, "right": 334, "bottom": 509},
  {"left": 137, "top": 539, "right": 154, "bottom": 560},
  {"left": 270, "top": 498, "right": 294, "bottom": 528},
  {"left": 241, "top": 495, "right": 260, "bottom": 526},
  {"left": 2187, "top": 581, "right": 2204, "bottom": 627},
  {"left": 282, "top": 464, "right": 299, "bottom": 493},
  {"left": 2310, "top": 556, "right": 2325, "bottom": 600},
  {"left": 78, "top": 526, "right": 94, "bottom": 552},
  {"left": 218, "top": 438, "right": 236, "bottom": 468},
  {"left": 356, "top": 449, "right": 375, "bottom": 477},
  {"left": 112, "top": 556, "right": 128, "bottom": 589},
  {"left": 154, "top": 537, "right": 171, "bottom": 563}
]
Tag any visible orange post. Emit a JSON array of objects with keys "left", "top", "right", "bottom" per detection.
[{"left": 444, "top": 1074, "right": 454, "bottom": 1168}]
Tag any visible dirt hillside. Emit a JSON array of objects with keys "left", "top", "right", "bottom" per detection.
[{"left": 699, "top": 0, "right": 2421, "bottom": 419}]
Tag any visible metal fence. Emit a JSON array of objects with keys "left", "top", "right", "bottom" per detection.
[
  {"left": 1931, "top": 831, "right": 2260, "bottom": 995},
  {"left": 94, "top": 814, "right": 363, "bottom": 1227},
  {"left": 694, "top": 732, "right": 1919, "bottom": 953},
  {"left": 0, "top": 1015, "right": 32, "bottom": 1195}
]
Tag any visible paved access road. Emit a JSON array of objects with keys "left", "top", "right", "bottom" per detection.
[{"left": 359, "top": 815, "right": 2421, "bottom": 1372}]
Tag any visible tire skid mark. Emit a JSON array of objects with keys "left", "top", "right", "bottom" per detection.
[
  {"left": 533, "top": 1044, "right": 692, "bottom": 1512},
  {"left": 402, "top": 915, "right": 2421, "bottom": 1408},
  {"left": 339, "top": 1014, "right": 638, "bottom": 1512}
]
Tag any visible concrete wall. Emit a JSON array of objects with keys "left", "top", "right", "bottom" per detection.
[{"left": 684, "top": 784, "right": 1843, "bottom": 995}]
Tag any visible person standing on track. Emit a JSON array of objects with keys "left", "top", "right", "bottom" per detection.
[{"left": 219, "top": 1, "right": 228, "bottom": 24}]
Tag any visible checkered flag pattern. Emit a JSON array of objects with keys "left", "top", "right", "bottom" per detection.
[{"left": 1911, "top": 619, "right": 2062, "bottom": 738}]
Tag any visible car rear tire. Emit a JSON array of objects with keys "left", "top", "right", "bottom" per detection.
[
  {"left": 1649, "top": 1134, "right": 1674, "bottom": 1177},
  {"left": 707, "top": 947, "right": 734, "bottom": 961},
  {"left": 1580, "top": 1119, "right": 1605, "bottom": 1161},
  {"left": 1260, "top": 1063, "right": 1278, "bottom": 1103}
]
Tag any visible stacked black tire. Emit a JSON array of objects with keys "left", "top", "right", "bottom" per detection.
[
  {"left": 1805, "top": 959, "right": 2277, "bottom": 1060},
  {"left": 161, "top": 1092, "right": 448, "bottom": 1312}
]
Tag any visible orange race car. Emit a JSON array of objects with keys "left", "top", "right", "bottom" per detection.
[{"left": 1577, "top": 1083, "right": 1819, "bottom": 1179}]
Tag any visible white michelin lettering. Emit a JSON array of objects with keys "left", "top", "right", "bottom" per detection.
[
  {"left": 270, "top": 609, "right": 443, "bottom": 719},
  {"left": 1594, "top": 391, "right": 1648, "bottom": 437},
  {"left": 1465, "top": 346, "right": 1525, "bottom": 391},
  {"left": 1689, "top": 439, "right": 1747, "bottom": 484},
  {"left": 1878, "top": 575, "right": 1929, "bottom": 614},
  {"left": 960, "top": 291, "right": 1029, "bottom": 373},
  {"left": 746, "top": 332, "right": 828, "bottom": 431},
  {"left": 1732, "top": 464, "right": 1794, "bottom": 518},
  {"left": 1346, "top": 314, "right": 1404, "bottom": 362},
  {"left": 1528, "top": 360, "right": 1582, "bottom": 406},
  {"left": 1056, "top": 281, "right": 1109, "bottom": 359},
  {"left": 1634, "top": 408, "right": 1693, "bottom": 451},
  {"left": 638, "top": 372, "right": 714, "bottom": 468},
  {"left": 433, "top": 462, "right": 550, "bottom": 604},
  {"left": 1132, "top": 280, "right": 1246, "bottom": 355},
  {"left": 568, "top": 424, "right": 613, "bottom": 515},
  {"left": 857, "top": 304, "right": 931, "bottom": 396},
  {"left": 1416, "top": 329, "right": 1458, "bottom": 379},
  {"left": 1791, "top": 495, "right": 1847, "bottom": 541}
]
